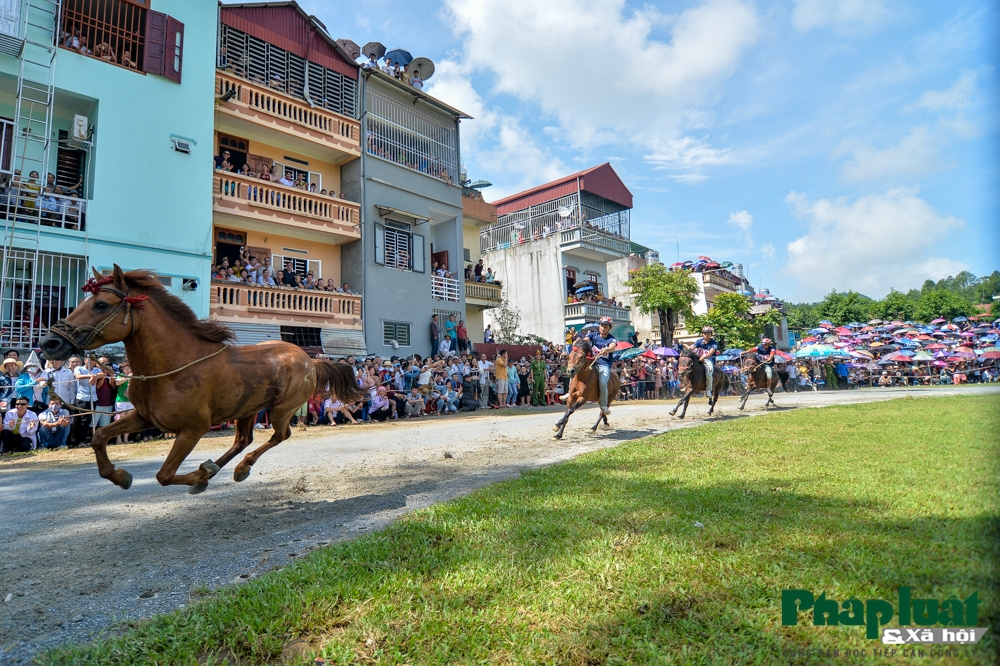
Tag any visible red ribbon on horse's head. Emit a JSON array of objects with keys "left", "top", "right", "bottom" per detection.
[{"left": 81, "top": 276, "right": 149, "bottom": 308}]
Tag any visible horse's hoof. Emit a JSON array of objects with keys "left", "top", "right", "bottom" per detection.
[
  {"left": 738, "top": 406, "right": 745, "bottom": 411},
  {"left": 188, "top": 481, "right": 209, "bottom": 495},
  {"left": 552, "top": 424, "right": 560, "bottom": 432},
  {"left": 201, "top": 460, "right": 220, "bottom": 478},
  {"left": 118, "top": 471, "right": 133, "bottom": 490},
  {"left": 233, "top": 467, "right": 251, "bottom": 482},
  {"left": 552, "top": 434, "right": 562, "bottom": 440},
  {"left": 668, "top": 410, "right": 676, "bottom": 416}
]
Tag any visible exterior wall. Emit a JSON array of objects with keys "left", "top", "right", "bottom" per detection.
[
  {"left": 482, "top": 235, "right": 564, "bottom": 343},
  {"left": 465, "top": 306, "right": 485, "bottom": 343},
  {"left": 561, "top": 254, "right": 612, "bottom": 299},
  {"left": 237, "top": 229, "right": 342, "bottom": 283},
  {"left": 462, "top": 222, "right": 480, "bottom": 267},
  {"left": 607, "top": 254, "right": 657, "bottom": 343}
]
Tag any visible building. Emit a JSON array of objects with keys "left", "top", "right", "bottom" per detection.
[
  {"left": 605, "top": 247, "right": 660, "bottom": 346},
  {"left": 340, "top": 67, "right": 470, "bottom": 358},
  {"left": 480, "top": 163, "right": 634, "bottom": 343},
  {"left": 210, "top": 2, "right": 366, "bottom": 357},
  {"left": 0, "top": 0, "right": 216, "bottom": 350},
  {"left": 461, "top": 185, "right": 501, "bottom": 342}
]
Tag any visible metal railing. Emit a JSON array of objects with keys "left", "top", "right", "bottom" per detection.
[
  {"left": 217, "top": 73, "right": 359, "bottom": 146},
  {"left": 0, "top": 249, "right": 87, "bottom": 348},
  {"left": 213, "top": 172, "right": 359, "bottom": 230},
  {"left": 0, "top": 186, "right": 86, "bottom": 230},
  {"left": 365, "top": 88, "right": 458, "bottom": 184},
  {"left": 563, "top": 302, "right": 631, "bottom": 322},
  {"left": 212, "top": 282, "right": 362, "bottom": 327},
  {"left": 703, "top": 271, "right": 741, "bottom": 289},
  {"left": 465, "top": 281, "right": 501, "bottom": 302},
  {"left": 481, "top": 198, "right": 630, "bottom": 255},
  {"left": 560, "top": 226, "right": 631, "bottom": 255},
  {"left": 431, "top": 275, "right": 461, "bottom": 302}
]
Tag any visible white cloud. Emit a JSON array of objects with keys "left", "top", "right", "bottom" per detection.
[
  {"left": 837, "top": 126, "right": 943, "bottom": 182},
  {"left": 792, "top": 0, "right": 890, "bottom": 32},
  {"left": 760, "top": 243, "right": 776, "bottom": 260},
  {"left": 916, "top": 70, "right": 979, "bottom": 112},
  {"left": 728, "top": 209, "right": 754, "bottom": 248},
  {"left": 783, "top": 187, "right": 967, "bottom": 300},
  {"left": 442, "top": 0, "right": 759, "bottom": 180}
]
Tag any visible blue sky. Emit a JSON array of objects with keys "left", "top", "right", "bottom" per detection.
[{"left": 283, "top": 0, "right": 999, "bottom": 302}]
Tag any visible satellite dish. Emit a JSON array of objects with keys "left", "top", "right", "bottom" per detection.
[{"left": 557, "top": 207, "right": 572, "bottom": 218}]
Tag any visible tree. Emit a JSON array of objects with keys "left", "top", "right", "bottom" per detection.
[
  {"left": 785, "top": 302, "right": 820, "bottom": 331},
  {"left": 871, "top": 289, "right": 916, "bottom": 321},
  {"left": 914, "top": 290, "right": 975, "bottom": 322},
  {"left": 816, "top": 290, "right": 875, "bottom": 326},
  {"left": 488, "top": 297, "right": 522, "bottom": 344},
  {"left": 688, "top": 293, "right": 783, "bottom": 350},
  {"left": 625, "top": 264, "right": 700, "bottom": 346}
]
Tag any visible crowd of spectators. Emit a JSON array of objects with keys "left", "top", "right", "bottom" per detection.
[
  {"left": 0, "top": 170, "right": 85, "bottom": 228},
  {"left": 62, "top": 29, "right": 138, "bottom": 70},
  {"left": 214, "top": 151, "right": 344, "bottom": 200},
  {"left": 363, "top": 54, "right": 426, "bottom": 91},
  {"left": 463, "top": 259, "right": 502, "bottom": 286},
  {"left": 211, "top": 251, "right": 355, "bottom": 295}
]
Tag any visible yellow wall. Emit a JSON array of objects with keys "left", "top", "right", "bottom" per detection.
[
  {"left": 465, "top": 307, "right": 485, "bottom": 343},
  {"left": 215, "top": 225, "right": 341, "bottom": 283},
  {"left": 462, "top": 222, "right": 481, "bottom": 268},
  {"left": 214, "top": 132, "right": 342, "bottom": 195}
]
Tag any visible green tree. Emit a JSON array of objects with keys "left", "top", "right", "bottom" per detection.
[
  {"left": 914, "top": 290, "right": 975, "bottom": 322},
  {"left": 785, "top": 302, "right": 820, "bottom": 330},
  {"left": 816, "top": 290, "right": 875, "bottom": 326},
  {"left": 625, "top": 264, "right": 700, "bottom": 346},
  {"left": 689, "top": 293, "right": 783, "bottom": 350},
  {"left": 871, "top": 289, "right": 916, "bottom": 321},
  {"left": 488, "top": 297, "right": 522, "bottom": 344}
]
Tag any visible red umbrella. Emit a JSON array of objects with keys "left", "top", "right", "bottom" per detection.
[
  {"left": 925, "top": 343, "right": 946, "bottom": 350},
  {"left": 615, "top": 342, "right": 634, "bottom": 350},
  {"left": 834, "top": 327, "right": 852, "bottom": 335},
  {"left": 640, "top": 350, "right": 658, "bottom": 359},
  {"left": 801, "top": 336, "right": 818, "bottom": 343},
  {"left": 883, "top": 352, "right": 912, "bottom": 362},
  {"left": 981, "top": 351, "right": 1000, "bottom": 360},
  {"left": 775, "top": 350, "right": 794, "bottom": 361},
  {"left": 915, "top": 335, "right": 933, "bottom": 340}
]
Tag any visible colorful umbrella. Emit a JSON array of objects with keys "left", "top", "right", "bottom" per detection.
[
  {"left": 981, "top": 351, "right": 1000, "bottom": 360},
  {"left": 615, "top": 342, "right": 634, "bottom": 350},
  {"left": 618, "top": 347, "right": 645, "bottom": 360},
  {"left": 653, "top": 347, "right": 679, "bottom": 357}
]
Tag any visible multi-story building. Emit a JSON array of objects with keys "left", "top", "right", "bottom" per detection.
[
  {"left": 341, "top": 67, "right": 469, "bottom": 358},
  {"left": 480, "top": 163, "right": 635, "bottom": 343},
  {"left": 0, "top": 0, "right": 215, "bottom": 350},
  {"left": 461, "top": 185, "right": 501, "bottom": 342},
  {"left": 209, "top": 2, "right": 366, "bottom": 357}
]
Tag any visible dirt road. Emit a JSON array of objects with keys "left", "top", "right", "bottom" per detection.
[{"left": 1, "top": 386, "right": 995, "bottom": 664}]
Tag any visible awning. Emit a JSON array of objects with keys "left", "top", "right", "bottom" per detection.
[{"left": 376, "top": 205, "right": 430, "bottom": 223}]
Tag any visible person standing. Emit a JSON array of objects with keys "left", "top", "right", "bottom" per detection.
[
  {"left": 477, "top": 353, "right": 492, "bottom": 409},
  {"left": 493, "top": 350, "right": 508, "bottom": 408},
  {"left": 506, "top": 360, "right": 520, "bottom": 407},
  {"left": 484, "top": 324, "right": 495, "bottom": 343},
  {"left": 529, "top": 351, "right": 547, "bottom": 406},
  {"left": 72, "top": 355, "right": 98, "bottom": 447},
  {"left": 93, "top": 356, "right": 115, "bottom": 431},
  {"left": 430, "top": 314, "right": 440, "bottom": 360},
  {"left": 45, "top": 357, "right": 76, "bottom": 407},
  {"left": 456, "top": 319, "right": 469, "bottom": 355}
]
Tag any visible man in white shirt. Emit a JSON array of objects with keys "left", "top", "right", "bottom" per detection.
[
  {"left": 38, "top": 395, "right": 72, "bottom": 449},
  {"left": 1, "top": 397, "right": 40, "bottom": 452},
  {"left": 438, "top": 335, "right": 453, "bottom": 357},
  {"left": 278, "top": 170, "right": 295, "bottom": 187},
  {"left": 477, "top": 353, "right": 493, "bottom": 409},
  {"left": 46, "top": 358, "right": 76, "bottom": 406}
]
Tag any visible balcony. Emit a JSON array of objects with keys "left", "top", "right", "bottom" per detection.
[
  {"left": 559, "top": 226, "right": 631, "bottom": 260},
  {"left": 215, "top": 72, "right": 361, "bottom": 162},
  {"left": 0, "top": 189, "right": 87, "bottom": 231},
  {"left": 702, "top": 271, "right": 741, "bottom": 292},
  {"left": 210, "top": 282, "right": 362, "bottom": 329},
  {"left": 431, "top": 275, "right": 461, "bottom": 302},
  {"left": 465, "top": 281, "right": 501, "bottom": 307},
  {"left": 564, "top": 302, "right": 631, "bottom": 324},
  {"left": 212, "top": 172, "right": 360, "bottom": 243},
  {"left": 481, "top": 218, "right": 629, "bottom": 261}
]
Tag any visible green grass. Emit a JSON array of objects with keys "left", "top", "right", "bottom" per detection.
[{"left": 43, "top": 395, "right": 999, "bottom": 665}]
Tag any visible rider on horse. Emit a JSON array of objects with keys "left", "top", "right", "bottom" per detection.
[
  {"left": 755, "top": 337, "right": 777, "bottom": 383},
  {"left": 693, "top": 326, "right": 719, "bottom": 393},
  {"left": 586, "top": 317, "right": 617, "bottom": 416}
]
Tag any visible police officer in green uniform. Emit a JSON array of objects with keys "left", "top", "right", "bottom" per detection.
[{"left": 529, "top": 350, "right": 548, "bottom": 406}]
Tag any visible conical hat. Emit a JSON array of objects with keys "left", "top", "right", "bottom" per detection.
[{"left": 23, "top": 350, "right": 42, "bottom": 371}]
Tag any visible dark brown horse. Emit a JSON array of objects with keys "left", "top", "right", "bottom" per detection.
[
  {"left": 738, "top": 357, "right": 779, "bottom": 410},
  {"left": 553, "top": 338, "right": 621, "bottom": 439},
  {"left": 669, "top": 347, "right": 730, "bottom": 419},
  {"left": 39, "top": 266, "right": 362, "bottom": 494}
]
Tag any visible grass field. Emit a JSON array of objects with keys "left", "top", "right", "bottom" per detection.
[{"left": 43, "top": 395, "right": 999, "bottom": 665}]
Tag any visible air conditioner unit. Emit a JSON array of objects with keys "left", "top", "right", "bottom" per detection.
[
  {"left": 171, "top": 137, "right": 193, "bottom": 154},
  {"left": 72, "top": 115, "right": 88, "bottom": 140}
]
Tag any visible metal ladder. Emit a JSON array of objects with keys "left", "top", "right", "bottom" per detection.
[{"left": 1, "top": 0, "right": 60, "bottom": 349}]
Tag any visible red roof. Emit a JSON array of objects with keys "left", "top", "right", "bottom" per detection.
[
  {"left": 220, "top": 2, "right": 359, "bottom": 80},
  {"left": 492, "top": 163, "right": 633, "bottom": 215}
]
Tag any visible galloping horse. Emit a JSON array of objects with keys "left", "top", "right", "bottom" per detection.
[
  {"left": 39, "top": 266, "right": 362, "bottom": 494},
  {"left": 738, "top": 357, "right": 780, "bottom": 410},
  {"left": 552, "top": 338, "right": 621, "bottom": 439},
  {"left": 669, "top": 347, "right": 730, "bottom": 419}
]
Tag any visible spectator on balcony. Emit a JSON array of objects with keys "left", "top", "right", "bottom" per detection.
[
  {"left": 258, "top": 268, "right": 276, "bottom": 287},
  {"left": 226, "top": 268, "right": 240, "bottom": 283},
  {"left": 295, "top": 174, "right": 308, "bottom": 190},
  {"left": 281, "top": 262, "right": 297, "bottom": 287},
  {"left": 445, "top": 314, "right": 458, "bottom": 342},
  {"left": 474, "top": 259, "right": 484, "bottom": 281},
  {"left": 94, "top": 42, "right": 116, "bottom": 62},
  {"left": 38, "top": 186, "right": 59, "bottom": 218},
  {"left": 121, "top": 49, "right": 137, "bottom": 69},
  {"left": 439, "top": 334, "right": 453, "bottom": 357},
  {"left": 410, "top": 71, "right": 423, "bottom": 91},
  {"left": 381, "top": 56, "right": 394, "bottom": 76},
  {"left": 279, "top": 170, "right": 295, "bottom": 187},
  {"left": 364, "top": 52, "right": 379, "bottom": 69},
  {"left": 456, "top": 320, "right": 469, "bottom": 355},
  {"left": 63, "top": 30, "right": 81, "bottom": 50},
  {"left": 259, "top": 165, "right": 273, "bottom": 182},
  {"left": 214, "top": 150, "right": 231, "bottom": 169},
  {"left": 303, "top": 271, "right": 317, "bottom": 289},
  {"left": 341, "top": 282, "right": 353, "bottom": 294}
]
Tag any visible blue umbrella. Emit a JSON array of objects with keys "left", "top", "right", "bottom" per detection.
[
  {"left": 808, "top": 328, "right": 829, "bottom": 335},
  {"left": 819, "top": 320, "right": 834, "bottom": 326},
  {"left": 953, "top": 316, "right": 969, "bottom": 322},
  {"left": 384, "top": 48, "right": 413, "bottom": 67}
]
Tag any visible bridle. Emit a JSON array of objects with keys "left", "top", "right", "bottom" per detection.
[{"left": 47, "top": 276, "right": 147, "bottom": 353}]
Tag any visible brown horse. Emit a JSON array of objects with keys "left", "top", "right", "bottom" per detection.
[
  {"left": 553, "top": 338, "right": 621, "bottom": 439},
  {"left": 669, "top": 347, "right": 730, "bottom": 419},
  {"left": 738, "top": 357, "right": 779, "bottom": 410},
  {"left": 39, "top": 266, "right": 362, "bottom": 494}
]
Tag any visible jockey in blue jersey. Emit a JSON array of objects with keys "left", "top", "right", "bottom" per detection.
[
  {"left": 692, "top": 326, "right": 719, "bottom": 391},
  {"left": 755, "top": 337, "right": 777, "bottom": 383},
  {"left": 585, "top": 317, "right": 617, "bottom": 416}
]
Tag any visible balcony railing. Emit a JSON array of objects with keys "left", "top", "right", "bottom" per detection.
[
  {"left": 0, "top": 187, "right": 87, "bottom": 231},
  {"left": 216, "top": 72, "right": 360, "bottom": 154},
  {"left": 465, "top": 281, "right": 501, "bottom": 303},
  {"left": 703, "top": 272, "right": 741, "bottom": 290},
  {"left": 481, "top": 217, "right": 629, "bottom": 256},
  {"left": 213, "top": 172, "right": 360, "bottom": 237},
  {"left": 560, "top": 226, "right": 631, "bottom": 256},
  {"left": 431, "top": 275, "right": 461, "bottom": 302},
  {"left": 211, "top": 282, "right": 362, "bottom": 329},
  {"left": 564, "top": 302, "right": 631, "bottom": 322}
]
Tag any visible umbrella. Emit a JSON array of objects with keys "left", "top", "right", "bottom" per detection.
[
  {"left": 653, "top": 347, "right": 679, "bottom": 357},
  {"left": 951, "top": 349, "right": 976, "bottom": 358},
  {"left": 847, "top": 322, "right": 865, "bottom": 328},
  {"left": 408, "top": 56, "right": 435, "bottom": 81},
  {"left": 362, "top": 41, "right": 386, "bottom": 59},
  {"left": 336, "top": 39, "right": 362, "bottom": 60},
  {"left": 775, "top": 350, "right": 794, "bottom": 361},
  {"left": 911, "top": 351, "right": 934, "bottom": 361},
  {"left": 796, "top": 345, "right": 836, "bottom": 358},
  {"left": 982, "top": 347, "right": 1000, "bottom": 353},
  {"left": 930, "top": 318, "right": 946, "bottom": 324},
  {"left": 953, "top": 316, "right": 969, "bottom": 322},
  {"left": 808, "top": 328, "right": 829, "bottom": 335},
  {"left": 619, "top": 347, "right": 645, "bottom": 360},
  {"left": 883, "top": 352, "right": 912, "bottom": 362},
  {"left": 384, "top": 48, "right": 413, "bottom": 67},
  {"left": 615, "top": 342, "right": 634, "bottom": 350},
  {"left": 581, "top": 322, "right": 600, "bottom": 331},
  {"left": 574, "top": 285, "right": 595, "bottom": 293},
  {"left": 640, "top": 350, "right": 658, "bottom": 360},
  {"left": 981, "top": 351, "right": 1000, "bottom": 360},
  {"left": 819, "top": 320, "right": 834, "bottom": 326},
  {"left": 926, "top": 343, "right": 947, "bottom": 350},
  {"left": 868, "top": 319, "right": 883, "bottom": 325},
  {"left": 800, "top": 336, "right": 819, "bottom": 343}
]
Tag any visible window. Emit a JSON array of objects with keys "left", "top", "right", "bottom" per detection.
[
  {"left": 271, "top": 255, "right": 321, "bottom": 279},
  {"left": 463, "top": 248, "right": 471, "bottom": 263},
  {"left": 218, "top": 24, "right": 358, "bottom": 118},
  {"left": 375, "top": 221, "right": 425, "bottom": 273},
  {"left": 586, "top": 273, "right": 598, "bottom": 284},
  {"left": 366, "top": 90, "right": 458, "bottom": 184},
  {"left": 280, "top": 326, "right": 322, "bottom": 348},
  {"left": 61, "top": 0, "right": 146, "bottom": 72},
  {"left": 383, "top": 322, "right": 410, "bottom": 347}
]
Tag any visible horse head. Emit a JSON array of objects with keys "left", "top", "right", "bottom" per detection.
[
  {"left": 676, "top": 345, "right": 699, "bottom": 381},
  {"left": 566, "top": 338, "right": 593, "bottom": 378}
]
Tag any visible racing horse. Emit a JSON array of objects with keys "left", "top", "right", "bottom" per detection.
[
  {"left": 552, "top": 338, "right": 621, "bottom": 439},
  {"left": 738, "top": 356, "right": 780, "bottom": 410},
  {"left": 39, "top": 266, "right": 362, "bottom": 494},
  {"left": 669, "top": 347, "right": 730, "bottom": 419}
]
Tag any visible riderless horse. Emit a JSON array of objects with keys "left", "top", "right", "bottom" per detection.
[
  {"left": 39, "top": 266, "right": 362, "bottom": 494},
  {"left": 738, "top": 356, "right": 780, "bottom": 410},
  {"left": 669, "top": 347, "right": 730, "bottom": 419},
  {"left": 552, "top": 338, "right": 621, "bottom": 439}
]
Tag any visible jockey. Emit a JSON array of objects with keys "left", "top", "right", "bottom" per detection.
[
  {"left": 693, "top": 326, "right": 719, "bottom": 391},
  {"left": 585, "top": 317, "right": 617, "bottom": 416},
  {"left": 755, "top": 337, "right": 776, "bottom": 382}
]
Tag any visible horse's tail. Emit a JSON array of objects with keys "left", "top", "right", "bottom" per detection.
[{"left": 313, "top": 359, "right": 364, "bottom": 402}]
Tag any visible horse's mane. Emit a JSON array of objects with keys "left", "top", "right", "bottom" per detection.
[
  {"left": 679, "top": 346, "right": 700, "bottom": 362},
  {"left": 573, "top": 338, "right": 593, "bottom": 355},
  {"left": 123, "top": 270, "right": 236, "bottom": 344}
]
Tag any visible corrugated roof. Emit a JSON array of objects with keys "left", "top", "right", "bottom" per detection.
[
  {"left": 220, "top": 1, "right": 359, "bottom": 80},
  {"left": 492, "top": 163, "right": 633, "bottom": 214}
]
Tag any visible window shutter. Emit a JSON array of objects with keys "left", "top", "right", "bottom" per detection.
[
  {"left": 307, "top": 260, "right": 321, "bottom": 279},
  {"left": 412, "top": 233, "right": 425, "bottom": 273},
  {"left": 164, "top": 16, "right": 184, "bottom": 83},
  {"left": 374, "top": 223, "right": 384, "bottom": 265},
  {"left": 271, "top": 254, "right": 284, "bottom": 276},
  {"left": 143, "top": 10, "right": 166, "bottom": 75}
]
